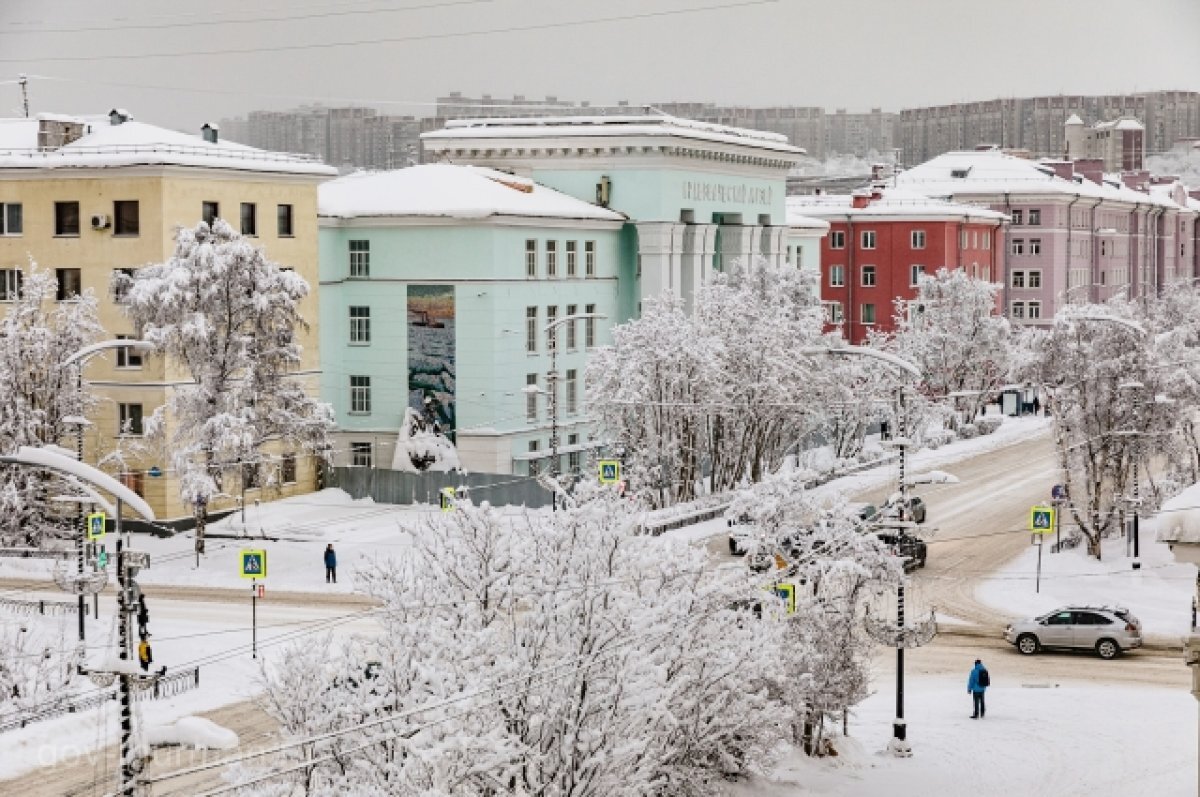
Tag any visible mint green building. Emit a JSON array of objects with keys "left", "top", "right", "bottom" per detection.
[{"left": 321, "top": 115, "right": 811, "bottom": 476}]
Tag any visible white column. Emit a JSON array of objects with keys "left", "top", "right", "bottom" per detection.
[
  {"left": 636, "top": 221, "right": 686, "bottom": 304},
  {"left": 682, "top": 223, "right": 717, "bottom": 311},
  {"left": 718, "top": 225, "right": 755, "bottom": 273}
]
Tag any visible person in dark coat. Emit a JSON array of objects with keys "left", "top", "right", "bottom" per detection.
[
  {"left": 136, "top": 595, "right": 149, "bottom": 638},
  {"left": 968, "top": 658, "right": 989, "bottom": 718},
  {"left": 324, "top": 544, "right": 337, "bottom": 584}
]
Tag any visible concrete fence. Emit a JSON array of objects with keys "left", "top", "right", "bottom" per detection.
[{"left": 330, "top": 467, "right": 553, "bottom": 509}]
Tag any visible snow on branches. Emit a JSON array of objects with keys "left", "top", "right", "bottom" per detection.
[
  {"left": 0, "top": 264, "right": 103, "bottom": 545},
  {"left": 115, "top": 220, "right": 333, "bottom": 547}
]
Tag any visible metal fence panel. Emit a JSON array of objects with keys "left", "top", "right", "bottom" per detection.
[{"left": 330, "top": 468, "right": 552, "bottom": 509}]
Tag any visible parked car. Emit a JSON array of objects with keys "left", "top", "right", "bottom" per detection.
[
  {"left": 1004, "top": 606, "right": 1142, "bottom": 660},
  {"left": 880, "top": 495, "right": 927, "bottom": 524},
  {"left": 848, "top": 503, "right": 881, "bottom": 527},
  {"left": 876, "top": 531, "right": 927, "bottom": 571}
]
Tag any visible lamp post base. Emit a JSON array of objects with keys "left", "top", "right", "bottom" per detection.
[
  {"left": 1132, "top": 559, "right": 1141, "bottom": 570},
  {"left": 887, "top": 729, "right": 912, "bottom": 758}
]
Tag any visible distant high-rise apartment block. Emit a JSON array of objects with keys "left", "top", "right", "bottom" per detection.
[
  {"left": 897, "top": 91, "right": 1200, "bottom": 166},
  {"left": 220, "top": 105, "right": 421, "bottom": 171}
]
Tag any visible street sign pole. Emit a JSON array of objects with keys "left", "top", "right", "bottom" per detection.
[
  {"left": 1036, "top": 533, "right": 1043, "bottom": 594},
  {"left": 251, "top": 578, "right": 257, "bottom": 659}
]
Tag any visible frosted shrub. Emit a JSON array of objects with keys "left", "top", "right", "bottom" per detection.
[
  {"left": 957, "top": 423, "right": 978, "bottom": 439},
  {"left": 976, "top": 417, "right": 1003, "bottom": 435}
]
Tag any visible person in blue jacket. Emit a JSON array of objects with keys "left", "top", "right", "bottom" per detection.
[
  {"left": 968, "top": 658, "right": 989, "bottom": 718},
  {"left": 324, "top": 543, "right": 337, "bottom": 584}
]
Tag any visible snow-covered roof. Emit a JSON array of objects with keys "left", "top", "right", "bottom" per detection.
[
  {"left": 788, "top": 213, "right": 831, "bottom": 233},
  {"left": 1095, "top": 117, "right": 1144, "bottom": 132},
  {"left": 0, "top": 114, "right": 335, "bottom": 177},
  {"left": 422, "top": 114, "right": 805, "bottom": 157},
  {"left": 1155, "top": 482, "right": 1200, "bottom": 545},
  {"left": 898, "top": 150, "right": 1186, "bottom": 210},
  {"left": 318, "top": 164, "right": 626, "bottom": 223},
  {"left": 786, "top": 186, "right": 1007, "bottom": 223},
  {"left": 1065, "top": 113, "right": 1084, "bottom": 126}
]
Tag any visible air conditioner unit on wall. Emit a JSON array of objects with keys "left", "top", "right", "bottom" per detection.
[{"left": 91, "top": 214, "right": 110, "bottom": 230}]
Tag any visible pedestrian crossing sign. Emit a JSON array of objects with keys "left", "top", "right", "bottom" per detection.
[
  {"left": 598, "top": 460, "right": 621, "bottom": 484},
  {"left": 1030, "top": 505, "right": 1056, "bottom": 533},
  {"left": 86, "top": 512, "right": 106, "bottom": 540},
  {"left": 240, "top": 549, "right": 267, "bottom": 579},
  {"left": 439, "top": 487, "right": 456, "bottom": 512}
]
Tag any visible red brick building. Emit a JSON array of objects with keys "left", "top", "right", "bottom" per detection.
[{"left": 787, "top": 187, "right": 1007, "bottom": 343}]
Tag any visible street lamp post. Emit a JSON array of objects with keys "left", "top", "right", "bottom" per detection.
[
  {"left": 59, "top": 339, "right": 152, "bottom": 641},
  {"left": 540, "top": 312, "right": 605, "bottom": 512},
  {"left": 800, "top": 344, "right": 934, "bottom": 756}
]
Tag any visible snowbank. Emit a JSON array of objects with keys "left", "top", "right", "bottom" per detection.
[{"left": 146, "top": 716, "right": 239, "bottom": 750}]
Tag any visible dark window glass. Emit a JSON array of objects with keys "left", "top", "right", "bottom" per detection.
[
  {"left": 240, "top": 203, "right": 257, "bottom": 236},
  {"left": 277, "top": 204, "right": 294, "bottom": 236},
  {"left": 202, "top": 201, "right": 219, "bottom": 226},
  {"left": 55, "top": 201, "right": 80, "bottom": 235},
  {"left": 55, "top": 268, "right": 82, "bottom": 300},
  {"left": 114, "top": 201, "right": 139, "bottom": 235}
]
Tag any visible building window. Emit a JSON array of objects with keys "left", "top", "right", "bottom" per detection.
[
  {"left": 546, "top": 305, "right": 558, "bottom": 351},
  {"left": 585, "top": 304, "right": 596, "bottom": 348},
  {"left": 983, "top": 231, "right": 991, "bottom": 250},
  {"left": 527, "top": 440, "right": 541, "bottom": 476},
  {"left": 55, "top": 201, "right": 80, "bottom": 236},
  {"left": 860, "top": 230, "right": 876, "bottom": 250},
  {"left": 911, "top": 230, "right": 926, "bottom": 249},
  {"left": 281, "top": 453, "right": 297, "bottom": 484},
  {"left": 861, "top": 303, "right": 876, "bottom": 324},
  {"left": 119, "top": 403, "right": 144, "bottom": 436},
  {"left": 1028, "top": 271, "right": 1042, "bottom": 288},
  {"left": 242, "top": 462, "right": 261, "bottom": 491},
  {"left": 1012, "top": 271, "right": 1025, "bottom": 288},
  {"left": 567, "top": 433, "right": 581, "bottom": 474},
  {"left": 566, "top": 304, "right": 577, "bottom": 349},
  {"left": 0, "top": 202, "right": 21, "bottom": 235},
  {"left": 1011, "top": 301, "right": 1025, "bottom": 319},
  {"left": 113, "top": 201, "right": 139, "bottom": 236},
  {"left": 526, "top": 239, "right": 538, "bottom": 278},
  {"left": 566, "top": 241, "right": 578, "bottom": 277},
  {"left": 116, "top": 334, "right": 143, "bottom": 368},
  {"left": 1027, "top": 301, "right": 1042, "bottom": 320},
  {"left": 795, "top": 245, "right": 803, "bottom": 263},
  {"left": 566, "top": 369, "right": 578, "bottom": 415},
  {"left": 910, "top": 264, "right": 925, "bottom": 286},
  {"left": 829, "top": 265, "right": 845, "bottom": 287},
  {"left": 277, "top": 204, "right": 294, "bottom": 236},
  {"left": 349, "top": 306, "right": 370, "bottom": 344},
  {"left": 526, "top": 306, "right": 538, "bottom": 353},
  {"left": 526, "top": 373, "right": 538, "bottom": 421},
  {"left": 1029, "top": 238, "right": 1042, "bottom": 255},
  {"left": 119, "top": 471, "right": 145, "bottom": 498},
  {"left": 349, "top": 240, "right": 370, "bottom": 277},
  {"left": 824, "top": 301, "right": 843, "bottom": 324},
  {"left": 350, "top": 442, "right": 373, "bottom": 468},
  {"left": 55, "top": 268, "right": 82, "bottom": 301},
  {"left": 202, "top": 201, "right": 219, "bottom": 226},
  {"left": 1028, "top": 209, "right": 1041, "bottom": 226},
  {"left": 0, "top": 268, "right": 22, "bottom": 301},
  {"left": 1011, "top": 209, "right": 1023, "bottom": 225},
  {"left": 349, "top": 376, "right": 371, "bottom": 414},
  {"left": 861, "top": 265, "right": 876, "bottom": 287},
  {"left": 829, "top": 231, "right": 846, "bottom": 249},
  {"left": 1100, "top": 240, "right": 1108, "bottom": 257},
  {"left": 585, "top": 240, "right": 596, "bottom": 277},
  {"left": 240, "top": 203, "right": 257, "bottom": 236},
  {"left": 1011, "top": 239, "right": 1024, "bottom": 256},
  {"left": 546, "top": 240, "right": 558, "bottom": 278}
]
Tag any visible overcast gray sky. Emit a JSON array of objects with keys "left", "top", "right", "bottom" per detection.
[{"left": 1, "top": 0, "right": 1197, "bottom": 129}]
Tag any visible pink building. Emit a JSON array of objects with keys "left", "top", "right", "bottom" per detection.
[{"left": 896, "top": 149, "right": 1200, "bottom": 325}]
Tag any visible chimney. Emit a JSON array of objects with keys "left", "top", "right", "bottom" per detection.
[
  {"left": 1149, "top": 175, "right": 1178, "bottom": 186},
  {"left": 1189, "top": 189, "right": 1200, "bottom": 202},
  {"left": 1043, "top": 161, "right": 1075, "bottom": 181},
  {"left": 1122, "top": 170, "right": 1150, "bottom": 192},
  {"left": 201, "top": 122, "right": 219, "bottom": 144},
  {"left": 1073, "top": 158, "right": 1104, "bottom": 185},
  {"left": 36, "top": 116, "right": 86, "bottom": 151},
  {"left": 851, "top": 192, "right": 871, "bottom": 209},
  {"left": 108, "top": 108, "right": 130, "bottom": 126}
]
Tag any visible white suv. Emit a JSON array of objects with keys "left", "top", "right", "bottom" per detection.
[{"left": 1004, "top": 606, "right": 1142, "bottom": 660}]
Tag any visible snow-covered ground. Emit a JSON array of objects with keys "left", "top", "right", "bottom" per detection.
[
  {"left": 735, "top": 676, "right": 1195, "bottom": 796},
  {"left": 978, "top": 482, "right": 1200, "bottom": 637}
]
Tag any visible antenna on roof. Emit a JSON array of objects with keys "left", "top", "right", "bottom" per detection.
[{"left": 18, "top": 73, "right": 28, "bottom": 118}]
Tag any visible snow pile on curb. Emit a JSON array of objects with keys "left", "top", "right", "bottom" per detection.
[{"left": 146, "top": 716, "right": 239, "bottom": 750}]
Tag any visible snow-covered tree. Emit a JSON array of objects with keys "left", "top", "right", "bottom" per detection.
[
  {"left": 1025, "top": 304, "right": 1175, "bottom": 558},
  {"left": 882, "top": 268, "right": 1011, "bottom": 427},
  {"left": 0, "top": 264, "right": 103, "bottom": 545},
  {"left": 115, "top": 221, "right": 333, "bottom": 553}
]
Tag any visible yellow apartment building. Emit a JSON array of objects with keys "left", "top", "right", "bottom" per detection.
[{"left": 0, "top": 111, "right": 336, "bottom": 522}]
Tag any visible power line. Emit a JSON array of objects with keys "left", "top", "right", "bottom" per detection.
[{"left": 0, "top": 0, "right": 779, "bottom": 64}]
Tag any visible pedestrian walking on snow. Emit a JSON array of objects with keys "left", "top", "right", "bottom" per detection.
[
  {"left": 324, "top": 543, "right": 337, "bottom": 584},
  {"left": 968, "top": 658, "right": 989, "bottom": 718}
]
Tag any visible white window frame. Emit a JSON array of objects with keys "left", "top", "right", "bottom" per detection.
[
  {"left": 118, "top": 403, "right": 144, "bottom": 436},
  {"left": 1029, "top": 238, "right": 1042, "bottom": 256},
  {"left": 823, "top": 301, "right": 843, "bottom": 324},
  {"left": 0, "top": 202, "right": 22, "bottom": 236},
  {"left": 1011, "top": 239, "right": 1024, "bottom": 256},
  {"left": 526, "top": 373, "right": 538, "bottom": 421},
  {"left": 566, "top": 241, "right": 577, "bottom": 277},
  {"left": 829, "top": 265, "right": 845, "bottom": 287},
  {"left": 1028, "top": 209, "right": 1041, "bottom": 226},
  {"left": 546, "top": 240, "right": 558, "bottom": 278},
  {"left": 585, "top": 240, "right": 596, "bottom": 277},
  {"left": 566, "top": 304, "right": 577, "bottom": 350},
  {"left": 115, "top": 334, "right": 143, "bottom": 369},
  {"left": 1027, "top": 301, "right": 1042, "bottom": 320},
  {"left": 1011, "top": 301, "right": 1026, "bottom": 319},
  {"left": 1011, "top": 209, "right": 1023, "bottom": 225},
  {"left": 349, "top": 306, "right": 370, "bottom": 345},
  {"left": 0, "top": 268, "right": 22, "bottom": 301},
  {"left": 585, "top": 304, "right": 596, "bottom": 348},
  {"left": 860, "top": 303, "right": 876, "bottom": 325},
  {"left": 1027, "top": 270, "right": 1042, "bottom": 289},
  {"left": 526, "top": 307, "right": 538, "bottom": 354},
  {"left": 349, "top": 376, "right": 371, "bottom": 415},
  {"left": 861, "top": 265, "right": 876, "bottom": 287},
  {"left": 349, "top": 240, "right": 370, "bottom": 278},
  {"left": 910, "top": 264, "right": 925, "bottom": 286},
  {"left": 829, "top": 230, "right": 846, "bottom": 249},
  {"left": 911, "top": 230, "right": 926, "bottom": 249},
  {"left": 566, "top": 369, "right": 578, "bottom": 415},
  {"left": 525, "top": 239, "right": 538, "bottom": 278},
  {"left": 1011, "top": 270, "right": 1025, "bottom": 288},
  {"left": 860, "top": 230, "right": 876, "bottom": 250},
  {"left": 350, "top": 442, "right": 373, "bottom": 468}
]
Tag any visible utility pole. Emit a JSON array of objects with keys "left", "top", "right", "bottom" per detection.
[
  {"left": 115, "top": 500, "right": 138, "bottom": 796},
  {"left": 18, "top": 73, "right": 28, "bottom": 118},
  {"left": 548, "top": 324, "right": 559, "bottom": 512},
  {"left": 894, "top": 387, "right": 909, "bottom": 754}
]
